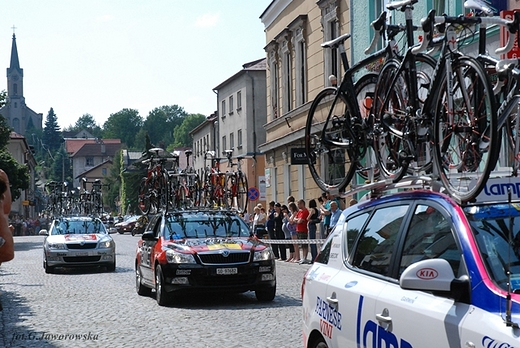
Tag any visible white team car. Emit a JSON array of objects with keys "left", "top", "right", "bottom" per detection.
[
  {"left": 302, "top": 188, "right": 520, "bottom": 348},
  {"left": 40, "top": 216, "right": 116, "bottom": 273}
]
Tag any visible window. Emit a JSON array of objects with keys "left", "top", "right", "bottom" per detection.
[
  {"left": 319, "top": 0, "right": 340, "bottom": 86},
  {"left": 86, "top": 157, "right": 94, "bottom": 166},
  {"left": 399, "top": 205, "right": 460, "bottom": 277},
  {"left": 237, "top": 91, "right": 242, "bottom": 110},
  {"left": 281, "top": 35, "right": 292, "bottom": 113},
  {"left": 102, "top": 168, "right": 107, "bottom": 176},
  {"left": 13, "top": 83, "right": 17, "bottom": 95},
  {"left": 266, "top": 42, "right": 279, "bottom": 120},
  {"left": 229, "top": 132, "right": 234, "bottom": 150},
  {"left": 221, "top": 100, "right": 226, "bottom": 119},
  {"left": 229, "top": 95, "right": 234, "bottom": 115},
  {"left": 344, "top": 213, "right": 370, "bottom": 259},
  {"left": 237, "top": 129, "right": 243, "bottom": 149},
  {"left": 290, "top": 16, "right": 307, "bottom": 106},
  {"left": 352, "top": 205, "right": 409, "bottom": 276},
  {"left": 222, "top": 136, "right": 226, "bottom": 153}
]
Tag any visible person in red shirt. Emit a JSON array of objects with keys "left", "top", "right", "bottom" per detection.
[{"left": 294, "top": 199, "right": 310, "bottom": 264}]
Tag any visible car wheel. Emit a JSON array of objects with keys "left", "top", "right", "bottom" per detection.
[
  {"left": 255, "top": 284, "right": 276, "bottom": 302},
  {"left": 131, "top": 228, "right": 136, "bottom": 236},
  {"left": 155, "top": 265, "right": 170, "bottom": 306},
  {"left": 118, "top": 230, "right": 124, "bottom": 234},
  {"left": 136, "top": 264, "right": 152, "bottom": 296},
  {"left": 107, "top": 257, "right": 116, "bottom": 272},
  {"left": 310, "top": 336, "right": 328, "bottom": 348},
  {"left": 44, "top": 258, "right": 55, "bottom": 274}
]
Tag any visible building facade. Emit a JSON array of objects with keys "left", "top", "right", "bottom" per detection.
[{"left": 0, "top": 34, "right": 42, "bottom": 136}]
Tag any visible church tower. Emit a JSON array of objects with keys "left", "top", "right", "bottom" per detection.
[{"left": 0, "top": 32, "right": 42, "bottom": 136}]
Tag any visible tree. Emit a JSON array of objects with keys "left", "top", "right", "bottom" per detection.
[
  {"left": 142, "top": 105, "right": 187, "bottom": 148},
  {"left": 172, "top": 113, "right": 206, "bottom": 148},
  {"left": 103, "top": 149, "right": 122, "bottom": 212},
  {"left": 0, "top": 114, "right": 29, "bottom": 201},
  {"left": 49, "top": 145, "right": 72, "bottom": 183},
  {"left": 64, "top": 113, "right": 102, "bottom": 138},
  {"left": 102, "top": 109, "right": 143, "bottom": 149},
  {"left": 42, "top": 108, "right": 62, "bottom": 153}
]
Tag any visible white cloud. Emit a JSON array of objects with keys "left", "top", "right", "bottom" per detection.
[
  {"left": 96, "top": 14, "right": 114, "bottom": 22},
  {"left": 195, "top": 13, "right": 220, "bottom": 28}
]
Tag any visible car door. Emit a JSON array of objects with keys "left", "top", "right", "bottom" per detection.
[
  {"left": 139, "top": 215, "right": 161, "bottom": 282},
  {"left": 374, "top": 202, "right": 468, "bottom": 347},
  {"left": 328, "top": 203, "right": 411, "bottom": 347}
]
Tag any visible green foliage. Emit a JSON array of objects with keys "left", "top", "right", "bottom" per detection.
[
  {"left": 102, "top": 108, "right": 143, "bottom": 149},
  {"left": 121, "top": 170, "right": 143, "bottom": 215},
  {"left": 172, "top": 113, "right": 206, "bottom": 147},
  {"left": 0, "top": 114, "right": 11, "bottom": 149},
  {"left": 64, "top": 113, "right": 103, "bottom": 138},
  {"left": 49, "top": 146, "right": 72, "bottom": 183},
  {"left": 103, "top": 149, "right": 122, "bottom": 212},
  {"left": 42, "top": 108, "right": 62, "bottom": 152},
  {"left": 142, "top": 105, "right": 187, "bottom": 147},
  {"left": 0, "top": 151, "right": 29, "bottom": 201}
]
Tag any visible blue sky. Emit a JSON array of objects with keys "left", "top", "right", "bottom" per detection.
[{"left": 0, "top": 1, "right": 271, "bottom": 128}]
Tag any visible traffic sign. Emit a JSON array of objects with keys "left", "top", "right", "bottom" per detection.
[{"left": 248, "top": 187, "right": 260, "bottom": 201}]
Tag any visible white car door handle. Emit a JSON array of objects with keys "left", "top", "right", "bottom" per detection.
[
  {"left": 376, "top": 308, "right": 391, "bottom": 323},
  {"left": 326, "top": 296, "right": 338, "bottom": 305}
]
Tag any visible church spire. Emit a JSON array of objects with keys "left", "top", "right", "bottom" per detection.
[{"left": 9, "top": 33, "right": 20, "bottom": 70}]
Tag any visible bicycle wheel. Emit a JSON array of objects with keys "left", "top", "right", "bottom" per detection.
[
  {"left": 373, "top": 55, "right": 436, "bottom": 181},
  {"left": 138, "top": 178, "right": 151, "bottom": 214},
  {"left": 159, "top": 171, "right": 169, "bottom": 212},
  {"left": 433, "top": 56, "right": 498, "bottom": 203},
  {"left": 354, "top": 72, "right": 379, "bottom": 181},
  {"left": 226, "top": 174, "right": 248, "bottom": 213},
  {"left": 305, "top": 87, "right": 357, "bottom": 192}
]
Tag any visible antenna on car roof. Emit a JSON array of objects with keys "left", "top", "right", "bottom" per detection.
[{"left": 506, "top": 188, "right": 519, "bottom": 328}]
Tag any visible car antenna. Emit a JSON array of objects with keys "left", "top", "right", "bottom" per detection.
[{"left": 506, "top": 188, "right": 519, "bottom": 328}]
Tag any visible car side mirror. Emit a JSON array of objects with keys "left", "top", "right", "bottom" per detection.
[
  {"left": 400, "top": 258, "right": 455, "bottom": 292},
  {"left": 141, "top": 231, "right": 157, "bottom": 241},
  {"left": 39, "top": 229, "right": 48, "bottom": 236}
]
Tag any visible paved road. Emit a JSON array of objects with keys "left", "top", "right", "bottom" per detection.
[{"left": 0, "top": 233, "right": 310, "bottom": 347}]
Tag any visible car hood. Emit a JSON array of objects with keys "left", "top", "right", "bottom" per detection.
[
  {"left": 46, "top": 234, "right": 108, "bottom": 243},
  {"left": 163, "top": 237, "right": 265, "bottom": 253}
]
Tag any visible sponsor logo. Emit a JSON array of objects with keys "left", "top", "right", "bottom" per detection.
[{"left": 416, "top": 268, "right": 438, "bottom": 280}]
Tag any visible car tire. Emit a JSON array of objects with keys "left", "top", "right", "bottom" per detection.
[
  {"left": 155, "top": 265, "right": 170, "bottom": 306},
  {"left": 310, "top": 336, "right": 328, "bottom": 348},
  {"left": 107, "top": 258, "right": 116, "bottom": 272},
  {"left": 131, "top": 228, "right": 136, "bottom": 236},
  {"left": 118, "top": 230, "right": 124, "bottom": 234},
  {"left": 255, "top": 284, "right": 276, "bottom": 302},
  {"left": 44, "top": 258, "right": 55, "bottom": 274},
  {"left": 136, "top": 265, "right": 152, "bottom": 296}
]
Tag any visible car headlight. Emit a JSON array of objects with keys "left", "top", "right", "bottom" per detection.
[
  {"left": 47, "top": 242, "right": 67, "bottom": 250},
  {"left": 98, "top": 240, "right": 113, "bottom": 248},
  {"left": 165, "top": 249, "right": 196, "bottom": 264},
  {"left": 254, "top": 248, "right": 274, "bottom": 261}
]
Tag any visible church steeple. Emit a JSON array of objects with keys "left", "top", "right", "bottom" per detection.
[{"left": 9, "top": 33, "right": 20, "bottom": 71}]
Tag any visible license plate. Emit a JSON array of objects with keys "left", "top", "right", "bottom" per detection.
[{"left": 216, "top": 268, "right": 238, "bottom": 275}]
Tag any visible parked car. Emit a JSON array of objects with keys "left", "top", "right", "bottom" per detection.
[
  {"left": 115, "top": 215, "right": 140, "bottom": 234},
  {"left": 39, "top": 216, "right": 116, "bottom": 274},
  {"left": 135, "top": 209, "right": 276, "bottom": 306},
  {"left": 302, "top": 185, "right": 520, "bottom": 348}
]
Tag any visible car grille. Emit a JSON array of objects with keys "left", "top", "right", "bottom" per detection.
[
  {"left": 198, "top": 252, "right": 250, "bottom": 264},
  {"left": 63, "top": 256, "right": 101, "bottom": 263},
  {"left": 67, "top": 243, "right": 97, "bottom": 249}
]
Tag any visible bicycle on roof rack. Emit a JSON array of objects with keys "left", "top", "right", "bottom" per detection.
[
  {"left": 167, "top": 149, "right": 201, "bottom": 210},
  {"left": 223, "top": 149, "right": 249, "bottom": 213},
  {"left": 200, "top": 150, "right": 227, "bottom": 209},
  {"left": 137, "top": 148, "right": 171, "bottom": 214}
]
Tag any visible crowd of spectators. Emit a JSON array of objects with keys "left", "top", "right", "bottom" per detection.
[{"left": 244, "top": 192, "right": 352, "bottom": 264}]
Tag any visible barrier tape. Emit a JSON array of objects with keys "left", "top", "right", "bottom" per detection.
[{"left": 258, "top": 239, "right": 326, "bottom": 244}]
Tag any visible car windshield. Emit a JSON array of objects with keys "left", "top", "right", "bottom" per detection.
[
  {"left": 51, "top": 219, "right": 107, "bottom": 235},
  {"left": 465, "top": 204, "right": 520, "bottom": 291},
  {"left": 163, "top": 212, "right": 249, "bottom": 239}
]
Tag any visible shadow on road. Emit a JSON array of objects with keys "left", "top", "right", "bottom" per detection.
[{"left": 0, "top": 290, "right": 57, "bottom": 348}]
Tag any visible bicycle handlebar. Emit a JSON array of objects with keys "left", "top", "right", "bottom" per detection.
[
  {"left": 464, "top": 0, "right": 495, "bottom": 16},
  {"left": 365, "top": 12, "right": 387, "bottom": 54}
]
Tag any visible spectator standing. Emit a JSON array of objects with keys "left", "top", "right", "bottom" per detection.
[
  {"left": 287, "top": 202, "right": 299, "bottom": 262},
  {"left": 295, "top": 199, "right": 310, "bottom": 264},
  {"left": 273, "top": 203, "right": 286, "bottom": 260},
  {"left": 307, "top": 199, "right": 320, "bottom": 262},
  {"left": 329, "top": 201, "right": 343, "bottom": 232},
  {"left": 0, "top": 169, "right": 14, "bottom": 264},
  {"left": 281, "top": 205, "right": 296, "bottom": 262},
  {"left": 319, "top": 192, "right": 331, "bottom": 238},
  {"left": 266, "top": 201, "right": 278, "bottom": 258},
  {"left": 251, "top": 205, "right": 266, "bottom": 237}
]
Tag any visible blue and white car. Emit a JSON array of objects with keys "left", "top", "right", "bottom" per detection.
[
  {"left": 302, "top": 184, "right": 520, "bottom": 347},
  {"left": 40, "top": 216, "right": 116, "bottom": 274}
]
